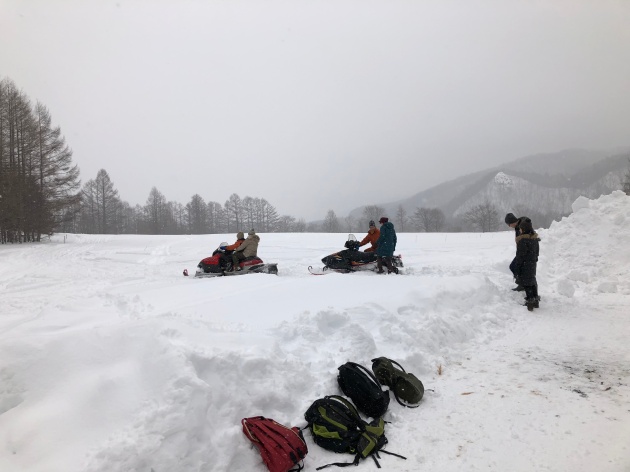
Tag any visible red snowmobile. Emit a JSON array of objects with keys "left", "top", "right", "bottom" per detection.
[{"left": 184, "top": 242, "right": 278, "bottom": 277}]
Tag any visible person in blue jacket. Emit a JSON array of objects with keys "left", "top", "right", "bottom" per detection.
[{"left": 375, "top": 217, "right": 398, "bottom": 274}]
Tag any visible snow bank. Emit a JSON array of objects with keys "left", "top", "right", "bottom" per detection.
[{"left": 540, "top": 190, "right": 630, "bottom": 298}]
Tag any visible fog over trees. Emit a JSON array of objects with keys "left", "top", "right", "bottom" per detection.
[{"left": 2, "top": 76, "right": 628, "bottom": 242}]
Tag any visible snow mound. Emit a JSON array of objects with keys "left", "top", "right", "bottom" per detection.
[{"left": 539, "top": 190, "right": 630, "bottom": 297}]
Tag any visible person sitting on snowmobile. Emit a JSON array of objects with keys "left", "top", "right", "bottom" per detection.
[
  {"left": 359, "top": 220, "right": 380, "bottom": 252},
  {"left": 231, "top": 229, "right": 260, "bottom": 271},
  {"left": 216, "top": 232, "right": 245, "bottom": 270}
]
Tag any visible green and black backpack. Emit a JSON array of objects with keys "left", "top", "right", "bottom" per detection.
[{"left": 303, "top": 395, "right": 405, "bottom": 470}]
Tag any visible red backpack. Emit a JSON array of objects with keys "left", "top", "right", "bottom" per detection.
[{"left": 242, "top": 416, "right": 308, "bottom": 472}]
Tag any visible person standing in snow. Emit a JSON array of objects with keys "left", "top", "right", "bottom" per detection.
[
  {"left": 375, "top": 217, "right": 398, "bottom": 274},
  {"left": 505, "top": 212, "right": 526, "bottom": 291},
  {"left": 510, "top": 217, "right": 540, "bottom": 311},
  {"left": 231, "top": 229, "right": 260, "bottom": 271},
  {"left": 359, "top": 220, "right": 380, "bottom": 252}
]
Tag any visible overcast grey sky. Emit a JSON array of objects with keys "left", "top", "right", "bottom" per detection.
[{"left": 2, "top": 0, "right": 629, "bottom": 221}]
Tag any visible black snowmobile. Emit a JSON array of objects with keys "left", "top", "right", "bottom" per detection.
[
  {"left": 184, "top": 242, "right": 278, "bottom": 277},
  {"left": 308, "top": 234, "right": 403, "bottom": 275}
]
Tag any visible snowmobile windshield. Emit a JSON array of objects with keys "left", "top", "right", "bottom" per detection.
[{"left": 347, "top": 234, "right": 357, "bottom": 242}]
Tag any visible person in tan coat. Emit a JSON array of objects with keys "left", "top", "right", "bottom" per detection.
[
  {"left": 231, "top": 229, "right": 260, "bottom": 271},
  {"left": 359, "top": 220, "right": 380, "bottom": 252}
]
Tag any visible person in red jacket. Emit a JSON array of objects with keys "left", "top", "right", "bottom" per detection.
[
  {"left": 218, "top": 232, "right": 245, "bottom": 270},
  {"left": 359, "top": 220, "right": 380, "bottom": 252}
]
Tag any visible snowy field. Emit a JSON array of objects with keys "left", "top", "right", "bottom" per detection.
[{"left": 1, "top": 191, "right": 629, "bottom": 472}]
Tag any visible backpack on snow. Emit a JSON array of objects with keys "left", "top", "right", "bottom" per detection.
[
  {"left": 242, "top": 416, "right": 308, "bottom": 472},
  {"left": 304, "top": 395, "right": 405, "bottom": 470},
  {"left": 371, "top": 357, "right": 424, "bottom": 408},
  {"left": 337, "top": 361, "right": 390, "bottom": 418}
]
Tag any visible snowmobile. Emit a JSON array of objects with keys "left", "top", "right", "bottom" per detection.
[
  {"left": 308, "top": 234, "right": 403, "bottom": 275},
  {"left": 184, "top": 242, "right": 278, "bottom": 278}
]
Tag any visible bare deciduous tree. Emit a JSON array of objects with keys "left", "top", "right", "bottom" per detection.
[
  {"left": 395, "top": 205, "right": 407, "bottom": 232},
  {"left": 463, "top": 201, "right": 499, "bottom": 232},
  {"left": 362, "top": 205, "right": 385, "bottom": 226},
  {"left": 623, "top": 157, "right": 630, "bottom": 196},
  {"left": 94, "top": 169, "right": 120, "bottom": 234},
  {"left": 186, "top": 194, "right": 207, "bottom": 234},
  {"left": 0, "top": 79, "right": 80, "bottom": 243},
  {"left": 411, "top": 207, "right": 445, "bottom": 232},
  {"left": 323, "top": 209, "right": 340, "bottom": 232}
]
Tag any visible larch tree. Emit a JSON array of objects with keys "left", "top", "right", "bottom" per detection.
[
  {"left": 323, "top": 209, "right": 340, "bottom": 232},
  {"left": 94, "top": 169, "right": 120, "bottom": 234},
  {"left": 186, "top": 194, "right": 207, "bottom": 234}
]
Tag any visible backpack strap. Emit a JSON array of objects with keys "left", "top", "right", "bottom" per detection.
[
  {"left": 324, "top": 395, "right": 363, "bottom": 426},
  {"left": 344, "top": 362, "right": 384, "bottom": 389},
  {"left": 315, "top": 453, "right": 362, "bottom": 470},
  {"left": 379, "top": 449, "right": 407, "bottom": 460}
]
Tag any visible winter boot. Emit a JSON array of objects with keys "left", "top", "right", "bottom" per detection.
[
  {"left": 385, "top": 257, "right": 398, "bottom": 274},
  {"left": 525, "top": 298, "right": 537, "bottom": 311},
  {"left": 512, "top": 285, "right": 525, "bottom": 292},
  {"left": 376, "top": 257, "right": 385, "bottom": 274}
]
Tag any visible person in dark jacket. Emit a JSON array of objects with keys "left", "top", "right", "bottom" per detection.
[
  {"left": 505, "top": 212, "right": 527, "bottom": 291},
  {"left": 375, "top": 217, "right": 398, "bottom": 274},
  {"left": 510, "top": 217, "right": 540, "bottom": 311}
]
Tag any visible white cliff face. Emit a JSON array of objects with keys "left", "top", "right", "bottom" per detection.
[{"left": 493, "top": 172, "right": 514, "bottom": 188}]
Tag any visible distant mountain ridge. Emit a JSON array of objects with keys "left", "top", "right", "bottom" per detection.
[{"left": 349, "top": 147, "right": 630, "bottom": 228}]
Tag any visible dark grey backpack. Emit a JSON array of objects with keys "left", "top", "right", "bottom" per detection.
[
  {"left": 337, "top": 362, "right": 390, "bottom": 418},
  {"left": 371, "top": 357, "right": 424, "bottom": 408}
]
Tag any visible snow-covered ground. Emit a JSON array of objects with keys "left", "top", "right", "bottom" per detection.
[{"left": 1, "top": 191, "right": 629, "bottom": 472}]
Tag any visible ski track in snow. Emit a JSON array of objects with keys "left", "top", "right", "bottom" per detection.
[{"left": 1, "top": 192, "right": 630, "bottom": 472}]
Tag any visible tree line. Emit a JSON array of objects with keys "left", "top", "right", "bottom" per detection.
[
  {"left": 59, "top": 170, "right": 308, "bottom": 235},
  {"left": 5, "top": 76, "right": 623, "bottom": 241},
  {"left": 1, "top": 77, "right": 311, "bottom": 241}
]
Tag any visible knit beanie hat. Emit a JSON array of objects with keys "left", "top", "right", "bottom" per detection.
[
  {"left": 504, "top": 213, "right": 518, "bottom": 225},
  {"left": 248, "top": 229, "right": 256, "bottom": 236},
  {"left": 369, "top": 220, "right": 375, "bottom": 227},
  {"left": 237, "top": 231, "right": 244, "bottom": 239}
]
